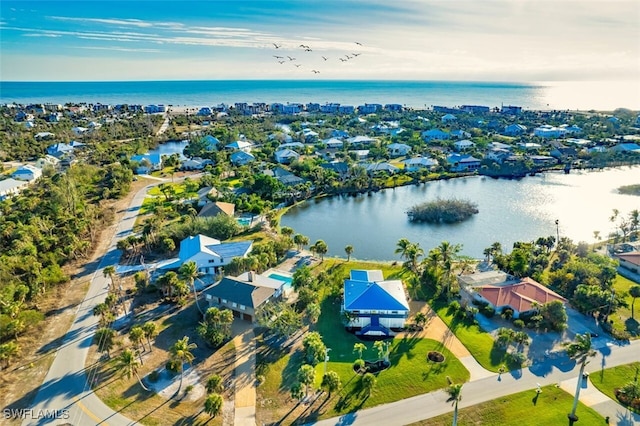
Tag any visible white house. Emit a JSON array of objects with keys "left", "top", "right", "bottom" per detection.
[
  {"left": 347, "top": 135, "right": 376, "bottom": 145},
  {"left": 225, "top": 140, "right": 253, "bottom": 152},
  {"left": 12, "top": 165, "right": 42, "bottom": 182},
  {"left": 35, "top": 155, "right": 61, "bottom": 170},
  {"left": 274, "top": 148, "right": 300, "bottom": 164},
  {"left": 454, "top": 139, "right": 476, "bottom": 152},
  {"left": 162, "top": 234, "right": 253, "bottom": 275},
  {"left": 323, "top": 138, "right": 344, "bottom": 149},
  {"left": 387, "top": 143, "right": 411, "bottom": 157},
  {"left": 342, "top": 269, "right": 410, "bottom": 336},
  {"left": 0, "top": 178, "right": 29, "bottom": 200},
  {"left": 401, "top": 156, "right": 438, "bottom": 172},
  {"left": 533, "top": 125, "right": 567, "bottom": 138}
]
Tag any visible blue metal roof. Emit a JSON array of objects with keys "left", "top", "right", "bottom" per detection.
[{"left": 344, "top": 280, "right": 409, "bottom": 311}]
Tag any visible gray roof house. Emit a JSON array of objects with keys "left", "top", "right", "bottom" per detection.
[{"left": 204, "top": 272, "right": 283, "bottom": 322}]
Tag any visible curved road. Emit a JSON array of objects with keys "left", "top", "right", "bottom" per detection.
[{"left": 23, "top": 184, "right": 156, "bottom": 426}]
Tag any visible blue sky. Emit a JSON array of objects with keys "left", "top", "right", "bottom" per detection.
[{"left": 1, "top": 0, "right": 639, "bottom": 82}]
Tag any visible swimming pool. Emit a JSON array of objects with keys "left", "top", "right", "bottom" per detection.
[
  {"left": 237, "top": 217, "right": 252, "bottom": 226},
  {"left": 268, "top": 272, "right": 293, "bottom": 291}
]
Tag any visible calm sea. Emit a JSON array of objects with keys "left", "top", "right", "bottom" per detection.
[{"left": 1, "top": 80, "right": 638, "bottom": 110}]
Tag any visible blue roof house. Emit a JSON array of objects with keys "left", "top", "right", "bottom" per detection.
[{"left": 342, "top": 270, "right": 410, "bottom": 336}]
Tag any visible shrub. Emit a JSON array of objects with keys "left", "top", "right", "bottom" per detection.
[
  {"left": 148, "top": 370, "right": 159, "bottom": 383},
  {"left": 353, "top": 358, "right": 365, "bottom": 374},
  {"left": 448, "top": 301, "right": 461, "bottom": 315},
  {"left": 513, "top": 319, "right": 525, "bottom": 329},
  {"left": 481, "top": 305, "right": 495, "bottom": 318},
  {"left": 407, "top": 198, "right": 479, "bottom": 223},
  {"left": 184, "top": 384, "right": 194, "bottom": 394}
]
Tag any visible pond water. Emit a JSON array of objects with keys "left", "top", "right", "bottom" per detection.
[
  {"left": 146, "top": 140, "right": 189, "bottom": 157},
  {"left": 281, "top": 167, "right": 640, "bottom": 260}
]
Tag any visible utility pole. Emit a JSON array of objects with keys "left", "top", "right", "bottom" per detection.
[{"left": 555, "top": 219, "right": 560, "bottom": 247}]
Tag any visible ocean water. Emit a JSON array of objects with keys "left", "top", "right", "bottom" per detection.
[{"left": 1, "top": 80, "right": 638, "bottom": 111}]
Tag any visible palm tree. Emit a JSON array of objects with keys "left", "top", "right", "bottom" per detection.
[
  {"left": 321, "top": 371, "right": 341, "bottom": 397},
  {"left": 94, "top": 327, "right": 116, "bottom": 359},
  {"left": 142, "top": 321, "right": 158, "bottom": 351},
  {"left": 312, "top": 240, "right": 328, "bottom": 262},
  {"left": 204, "top": 393, "right": 223, "bottom": 418},
  {"left": 114, "top": 348, "right": 150, "bottom": 391},
  {"left": 565, "top": 333, "right": 596, "bottom": 422},
  {"left": 178, "top": 261, "right": 204, "bottom": 316},
  {"left": 103, "top": 265, "right": 117, "bottom": 292},
  {"left": 129, "top": 326, "right": 146, "bottom": 360},
  {"left": 395, "top": 238, "right": 412, "bottom": 259},
  {"left": 170, "top": 336, "right": 197, "bottom": 395},
  {"left": 344, "top": 245, "right": 354, "bottom": 261},
  {"left": 353, "top": 342, "right": 367, "bottom": 360},
  {"left": 445, "top": 377, "right": 463, "bottom": 426},
  {"left": 436, "top": 241, "right": 461, "bottom": 298}
]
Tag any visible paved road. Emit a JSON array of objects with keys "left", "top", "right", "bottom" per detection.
[
  {"left": 309, "top": 339, "right": 640, "bottom": 426},
  {"left": 22, "top": 184, "right": 156, "bottom": 426}
]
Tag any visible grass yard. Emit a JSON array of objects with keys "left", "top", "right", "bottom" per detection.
[
  {"left": 410, "top": 385, "right": 605, "bottom": 426},
  {"left": 590, "top": 362, "right": 640, "bottom": 414},
  {"left": 256, "top": 282, "right": 469, "bottom": 425},
  {"left": 611, "top": 274, "right": 640, "bottom": 339},
  {"left": 429, "top": 298, "right": 509, "bottom": 372}
]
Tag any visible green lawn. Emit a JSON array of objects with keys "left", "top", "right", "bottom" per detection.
[
  {"left": 410, "top": 385, "right": 605, "bottom": 426},
  {"left": 611, "top": 274, "right": 640, "bottom": 338},
  {"left": 590, "top": 362, "right": 640, "bottom": 414},
  {"left": 256, "top": 261, "right": 470, "bottom": 422},
  {"left": 429, "top": 298, "right": 509, "bottom": 372}
]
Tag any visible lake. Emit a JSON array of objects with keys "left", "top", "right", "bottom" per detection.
[{"left": 281, "top": 167, "right": 640, "bottom": 261}]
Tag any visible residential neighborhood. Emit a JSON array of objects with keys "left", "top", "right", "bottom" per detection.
[{"left": 1, "top": 100, "right": 639, "bottom": 426}]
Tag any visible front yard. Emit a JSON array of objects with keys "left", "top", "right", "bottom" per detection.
[{"left": 590, "top": 362, "right": 640, "bottom": 414}]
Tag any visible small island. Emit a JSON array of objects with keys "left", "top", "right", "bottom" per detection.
[{"left": 407, "top": 198, "right": 479, "bottom": 223}]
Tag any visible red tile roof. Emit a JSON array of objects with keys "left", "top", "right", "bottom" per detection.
[
  {"left": 616, "top": 251, "right": 640, "bottom": 267},
  {"left": 479, "top": 277, "right": 566, "bottom": 313}
]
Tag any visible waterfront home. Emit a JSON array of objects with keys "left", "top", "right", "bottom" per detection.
[
  {"left": 363, "top": 162, "right": 399, "bottom": 175},
  {"left": 0, "top": 178, "right": 29, "bottom": 201},
  {"left": 446, "top": 154, "right": 481, "bottom": 172},
  {"left": 387, "top": 142, "right": 411, "bottom": 157},
  {"left": 321, "top": 161, "right": 349, "bottom": 177},
  {"left": 421, "top": 129, "right": 451, "bottom": 141},
  {"left": 342, "top": 269, "right": 410, "bottom": 336},
  {"left": 501, "top": 105, "right": 522, "bottom": 115},
  {"left": 549, "top": 144, "right": 578, "bottom": 161},
  {"left": 198, "top": 201, "right": 235, "bottom": 218},
  {"left": 130, "top": 153, "right": 162, "bottom": 174},
  {"left": 486, "top": 148, "right": 511, "bottom": 163},
  {"left": 358, "top": 103, "right": 383, "bottom": 114},
  {"left": 230, "top": 151, "right": 255, "bottom": 166},
  {"left": 202, "top": 135, "right": 220, "bottom": 150},
  {"left": 384, "top": 104, "right": 403, "bottom": 112},
  {"left": 204, "top": 272, "right": 284, "bottom": 322},
  {"left": 528, "top": 155, "right": 558, "bottom": 166},
  {"left": 162, "top": 234, "right": 252, "bottom": 275},
  {"left": 264, "top": 167, "right": 306, "bottom": 187},
  {"left": 401, "top": 156, "right": 438, "bottom": 172},
  {"left": 460, "top": 272, "right": 566, "bottom": 319},
  {"left": 11, "top": 164, "right": 42, "bottom": 182}
]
